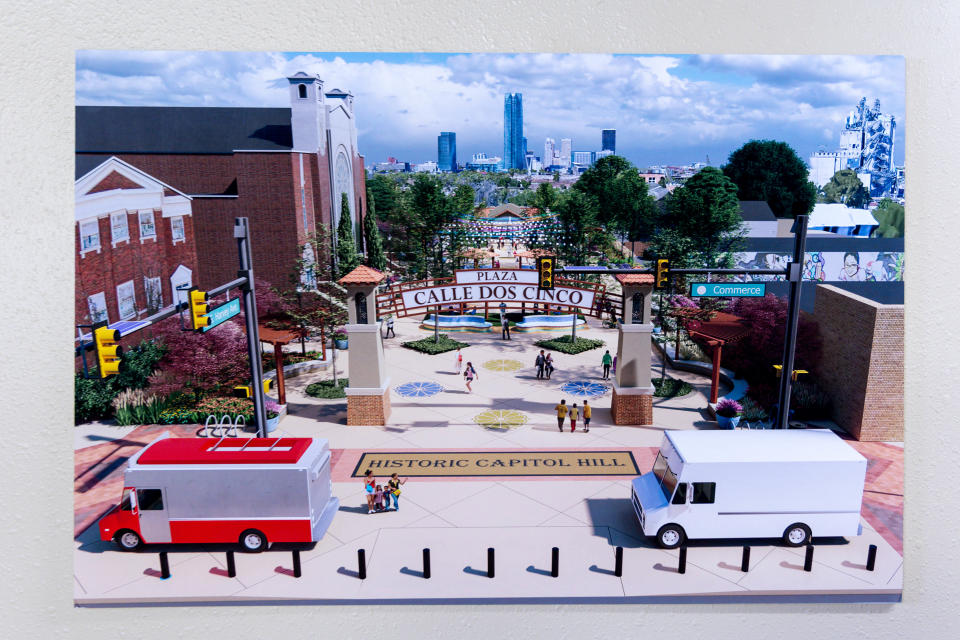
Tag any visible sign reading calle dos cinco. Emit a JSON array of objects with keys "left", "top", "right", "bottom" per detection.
[{"left": 399, "top": 269, "right": 596, "bottom": 311}]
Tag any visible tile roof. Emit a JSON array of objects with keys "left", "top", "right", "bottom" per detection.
[
  {"left": 337, "top": 265, "right": 386, "bottom": 285},
  {"left": 614, "top": 272, "right": 655, "bottom": 285}
]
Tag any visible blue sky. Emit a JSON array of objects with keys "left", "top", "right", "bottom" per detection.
[{"left": 76, "top": 52, "right": 905, "bottom": 168}]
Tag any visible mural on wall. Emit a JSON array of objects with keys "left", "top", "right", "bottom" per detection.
[{"left": 733, "top": 252, "right": 904, "bottom": 282}]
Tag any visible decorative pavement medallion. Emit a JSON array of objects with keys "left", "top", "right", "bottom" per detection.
[
  {"left": 473, "top": 409, "right": 529, "bottom": 430},
  {"left": 559, "top": 380, "right": 610, "bottom": 398},
  {"left": 394, "top": 381, "right": 444, "bottom": 398},
  {"left": 482, "top": 358, "right": 524, "bottom": 372}
]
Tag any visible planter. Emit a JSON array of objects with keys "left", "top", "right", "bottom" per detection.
[
  {"left": 716, "top": 414, "right": 740, "bottom": 429},
  {"left": 265, "top": 414, "right": 280, "bottom": 433},
  {"left": 334, "top": 339, "right": 349, "bottom": 350}
]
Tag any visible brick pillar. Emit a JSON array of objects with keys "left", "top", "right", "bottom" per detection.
[{"left": 612, "top": 321, "right": 654, "bottom": 426}]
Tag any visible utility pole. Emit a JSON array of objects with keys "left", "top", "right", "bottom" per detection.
[
  {"left": 235, "top": 217, "right": 269, "bottom": 437},
  {"left": 774, "top": 215, "right": 809, "bottom": 430}
]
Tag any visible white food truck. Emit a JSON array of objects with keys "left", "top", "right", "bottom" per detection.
[
  {"left": 631, "top": 429, "right": 867, "bottom": 548},
  {"left": 99, "top": 434, "right": 339, "bottom": 552}
]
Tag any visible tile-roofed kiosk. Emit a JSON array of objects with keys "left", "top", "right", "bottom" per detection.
[
  {"left": 611, "top": 271, "right": 656, "bottom": 426},
  {"left": 338, "top": 266, "right": 390, "bottom": 425}
]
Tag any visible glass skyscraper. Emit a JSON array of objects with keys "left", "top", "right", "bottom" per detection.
[
  {"left": 602, "top": 129, "right": 616, "bottom": 154},
  {"left": 503, "top": 93, "right": 524, "bottom": 170},
  {"left": 438, "top": 131, "right": 457, "bottom": 172}
]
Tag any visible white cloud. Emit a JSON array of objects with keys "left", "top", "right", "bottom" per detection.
[{"left": 75, "top": 52, "right": 905, "bottom": 166}]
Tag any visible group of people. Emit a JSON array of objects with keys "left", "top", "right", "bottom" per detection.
[
  {"left": 534, "top": 350, "right": 555, "bottom": 379},
  {"left": 554, "top": 398, "right": 591, "bottom": 432},
  {"left": 363, "top": 470, "right": 407, "bottom": 514}
]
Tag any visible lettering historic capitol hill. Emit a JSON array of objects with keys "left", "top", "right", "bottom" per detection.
[
  {"left": 399, "top": 269, "right": 596, "bottom": 311},
  {"left": 351, "top": 450, "right": 641, "bottom": 477}
]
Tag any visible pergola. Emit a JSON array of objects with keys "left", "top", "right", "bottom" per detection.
[
  {"left": 669, "top": 308, "right": 751, "bottom": 403},
  {"left": 257, "top": 325, "right": 308, "bottom": 406},
  {"left": 459, "top": 247, "right": 497, "bottom": 267}
]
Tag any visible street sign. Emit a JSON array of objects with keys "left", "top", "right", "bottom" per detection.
[
  {"left": 202, "top": 298, "right": 241, "bottom": 332},
  {"left": 690, "top": 282, "right": 766, "bottom": 298}
]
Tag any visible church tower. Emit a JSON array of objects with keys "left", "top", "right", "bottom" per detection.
[{"left": 287, "top": 72, "right": 325, "bottom": 153}]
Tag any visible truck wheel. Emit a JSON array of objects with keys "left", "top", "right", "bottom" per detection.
[
  {"left": 115, "top": 530, "right": 142, "bottom": 551},
  {"left": 783, "top": 523, "right": 811, "bottom": 547},
  {"left": 656, "top": 524, "right": 686, "bottom": 549},
  {"left": 239, "top": 529, "right": 267, "bottom": 552}
]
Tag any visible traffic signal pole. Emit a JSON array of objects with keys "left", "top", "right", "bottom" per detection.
[
  {"left": 774, "top": 215, "right": 809, "bottom": 430},
  {"left": 235, "top": 217, "right": 269, "bottom": 438}
]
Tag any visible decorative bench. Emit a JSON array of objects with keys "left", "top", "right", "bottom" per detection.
[
  {"left": 420, "top": 314, "right": 493, "bottom": 332},
  {"left": 513, "top": 314, "right": 587, "bottom": 332}
]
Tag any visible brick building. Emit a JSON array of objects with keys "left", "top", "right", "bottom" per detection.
[
  {"left": 812, "top": 284, "right": 904, "bottom": 441},
  {"left": 75, "top": 156, "right": 199, "bottom": 331},
  {"left": 76, "top": 72, "right": 366, "bottom": 292}
]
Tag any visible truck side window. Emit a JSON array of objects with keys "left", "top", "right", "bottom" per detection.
[
  {"left": 672, "top": 482, "right": 687, "bottom": 504},
  {"left": 137, "top": 489, "right": 165, "bottom": 511},
  {"left": 119, "top": 488, "right": 133, "bottom": 511},
  {"left": 691, "top": 482, "right": 716, "bottom": 504}
]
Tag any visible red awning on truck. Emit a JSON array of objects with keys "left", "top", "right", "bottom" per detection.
[{"left": 137, "top": 437, "right": 312, "bottom": 465}]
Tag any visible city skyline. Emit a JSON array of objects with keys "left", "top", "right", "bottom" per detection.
[{"left": 76, "top": 52, "right": 905, "bottom": 169}]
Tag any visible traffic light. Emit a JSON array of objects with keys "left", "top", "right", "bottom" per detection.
[
  {"left": 537, "top": 256, "right": 555, "bottom": 290},
  {"left": 94, "top": 325, "right": 122, "bottom": 378},
  {"left": 189, "top": 289, "right": 210, "bottom": 331},
  {"left": 655, "top": 258, "right": 670, "bottom": 290}
]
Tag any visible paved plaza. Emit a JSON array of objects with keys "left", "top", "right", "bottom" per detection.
[{"left": 73, "top": 315, "right": 903, "bottom": 604}]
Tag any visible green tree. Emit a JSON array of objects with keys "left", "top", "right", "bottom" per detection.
[
  {"left": 822, "top": 169, "right": 870, "bottom": 208},
  {"left": 336, "top": 193, "right": 361, "bottom": 278},
  {"left": 722, "top": 140, "right": 817, "bottom": 219},
  {"left": 367, "top": 174, "right": 401, "bottom": 223},
  {"left": 653, "top": 167, "right": 745, "bottom": 269},
  {"left": 363, "top": 190, "right": 387, "bottom": 270},
  {"left": 871, "top": 198, "right": 905, "bottom": 238},
  {"left": 573, "top": 155, "right": 657, "bottom": 241},
  {"left": 556, "top": 190, "right": 601, "bottom": 265},
  {"left": 406, "top": 174, "right": 455, "bottom": 278},
  {"left": 531, "top": 182, "right": 558, "bottom": 213},
  {"left": 451, "top": 183, "right": 476, "bottom": 217}
]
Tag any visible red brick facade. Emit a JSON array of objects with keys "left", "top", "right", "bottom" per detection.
[
  {"left": 812, "top": 284, "right": 904, "bottom": 441},
  {"left": 347, "top": 390, "right": 391, "bottom": 425},
  {"left": 610, "top": 388, "right": 653, "bottom": 426}
]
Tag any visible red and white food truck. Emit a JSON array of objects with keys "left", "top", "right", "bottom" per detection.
[{"left": 99, "top": 434, "right": 339, "bottom": 552}]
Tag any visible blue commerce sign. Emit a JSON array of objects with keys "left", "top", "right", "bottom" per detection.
[
  {"left": 202, "top": 298, "right": 241, "bottom": 332},
  {"left": 690, "top": 282, "right": 766, "bottom": 298}
]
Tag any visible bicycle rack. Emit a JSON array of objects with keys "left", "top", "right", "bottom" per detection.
[
  {"left": 233, "top": 414, "right": 245, "bottom": 436},
  {"left": 202, "top": 414, "right": 218, "bottom": 438},
  {"left": 222, "top": 414, "right": 237, "bottom": 438}
]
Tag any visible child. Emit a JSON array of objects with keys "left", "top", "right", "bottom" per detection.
[
  {"left": 373, "top": 485, "right": 385, "bottom": 511},
  {"left": 569, "top": 403, "right": 579, "bottom": 432},
  {"left": 464, "top": 362, "right": 477, "bottom": 393},
  {"left": 583, "top": 400, "right": 591, "bottom": 432},
  {"left": 455, "top": 348, "right": 463, "bottom": 374},
  {"left": 364, "top": 469, "right": 376, "bottom": 514}
]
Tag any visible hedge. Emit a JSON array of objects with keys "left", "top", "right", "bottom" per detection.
[
  {"left": 305, "top": 378, "right": 350, "bottom": 399},
  {"left": 534, "top": 335, "right": 604, "bottom": 355},
  {"left": 402, "top": 334, "right": 468, "bottom": 355}
]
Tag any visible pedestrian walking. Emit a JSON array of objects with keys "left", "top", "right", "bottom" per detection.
[
  {"left": 535, "top": 350, "right": 546, "bottom": 379},
  {"left": 363, "top": 470, "right": 376, "bottom": 514},
  {"left": 601, "top": 350, "right": 612, "bottom": 380},
  {"left": 583, "top": 400, "right": 591, "bottom": 432},
  {"left": 501, "top": 314, "right": 511, "bottom": 340},
  {"left": 545, "top": 353, "right": 555, "bottom": 379},
  {"left": 386, "top": 315, "right": 395, "bottom": 338},
  {"left": 387, "top": 473, "right": 407, "bottom": 510},
  {"left": 373, "top": 485, "right": 385, "bottom": 511},
  {"left": 455, "top": 348, "right": 463, "bottom": 374},
  {"left": 569, "top": 403, "right": 579, "bottom": 432},
  {"left": 554, "top": 399, "right": 567, "bottom": 431},
  {"left": 464, "top": 361, "right": 478, "bottom": 393}
]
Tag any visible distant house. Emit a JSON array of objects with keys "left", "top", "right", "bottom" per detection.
[
  {"left": 808, "top": 203, "right": 879, "bottom": 237},
  {"left": 737, "top": 201, "right": 779, "bottom": 237}
]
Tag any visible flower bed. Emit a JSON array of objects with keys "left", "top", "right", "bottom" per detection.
[
  {"left": 652, "top": 377, "right": 693, "bottom": 398},
  {"left": 305, "top": 378, "right": 349, "bottom": 399},
  {"left": 402, "top": 334, "right": 468, "bottom": 355},
  {"left": 262, "top": 350, "right": 324, "bottom": 372},
  {"left": 534, "top": 335, "right": 604, "bottom": 355}
]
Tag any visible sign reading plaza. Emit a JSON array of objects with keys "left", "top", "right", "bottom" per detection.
[
  {"left": 351, "top": 450, "right": 640, "bottom": 477},
  {"left": 399, "top": 269, "right": 596, "bottom": 311},
  {"left": 690, "top": 282, "right": 766, "bottom": 298}
]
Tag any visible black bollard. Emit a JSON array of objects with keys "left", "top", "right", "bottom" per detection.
[
  {"left": 226, "top": 550, "right": 236, "bottom": 578},
  {"left": 423, "top": 548, "right": 431, "bottom": 579},
  {"left": 866, "top": 544, "right": 878, "bottom": 572},
  {"left": 740, "top": 546, "right": 751, "bottom": 573},
  {"left": 487, "top": 547, "right": 495, "bottom": 579},
  {"left": 292, "top": 549, "right": 302, "bottom": 578},
  {"left": 678, "top": 545, "right": 687, "bottom": 575},
  {"left": 804, "top": 543, "right": 814, "bottom": 572},
  {"left": 358, "top": 549, "right": 367, "bottom": 580},
  {"left": 551, "top": 547, "right": 559, "bottom": 578},
  {"left": 159, "top": 551, "right": 171, "bottom": 579},
  {"left": 614, "top": 546, "right": 624, "bottom": 577}
]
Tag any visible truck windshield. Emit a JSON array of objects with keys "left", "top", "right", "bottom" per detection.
[
  {"left": 119, "top": 488, "right": 132, "bottom": 511},
  {"left": 652, "top": 451, "right": 679, "bottom": 502}
]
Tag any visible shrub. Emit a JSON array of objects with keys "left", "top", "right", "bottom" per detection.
[
  {"left": 112, "top": 389, "right": 168, "bottom": 426},
  {"left": 305, "top": 378, "right": 350, "bottom": 399},
  {"left": 715, "top": 398, "right": 743, "bottom": 418},
  {"left": 159, "top": 407, "right": 200, "bottom": 425},
  {"left": 402, "top": 334, "right": 468, "bottom": 355},
  {"left": 791, "top": 378, "right": 832, "bottom": 420},
  {"left": 534, "top": 335, "right": 604, "bottom": 355},
  {"left": 739, "top": 396, "right": 769, "bottom": 422},
  {"left": 652, "top": 377, "right": 693, "bottom": 398},
  {"left": 74, "top": 339, "right": 167, "bottom": 424},
  {"left": 262, "top": 350, "right": 324, "bottom": 372},
  {"left": 74, "top": 374, "right": 117, "bottom": 424}
]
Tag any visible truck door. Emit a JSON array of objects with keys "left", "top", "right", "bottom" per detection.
[{"left": 134, "top": 488, "right": 172, "bottom": 543}]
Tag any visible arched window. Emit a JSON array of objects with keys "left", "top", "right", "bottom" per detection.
[
  {"left": 632, "top": 291, "right": 644, "bottom": 324},
  {"left": 355, "top": 292, "right": 368, "bottom": 324},
  {"left": 298, "top": 84, "right": 307, "bottom": 99}
]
